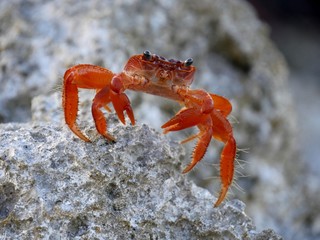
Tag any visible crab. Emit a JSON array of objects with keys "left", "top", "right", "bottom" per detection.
[{"left": 63, "top": 50, "right": 236, "bottom": 207}]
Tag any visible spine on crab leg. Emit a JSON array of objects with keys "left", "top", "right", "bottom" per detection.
[{"left": 210, "top": 109, "right": 237, "bottom": 207}]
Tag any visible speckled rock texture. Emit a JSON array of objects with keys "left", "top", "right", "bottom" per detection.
[
  {"left": 0, "top": 0, "right": 316, "bottom": 239},
  {"left": 0, "top": 119, "right": 281, "bottom": 239}
]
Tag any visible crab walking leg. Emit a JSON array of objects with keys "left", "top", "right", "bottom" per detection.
[
  {"left": 63, "top": 70, "right": 89, "bottom": 141},
  {"left": 91, "top": 87, "right": 116, "bottom": 142},
  {"left": 63, "top": 64, "right": 115, "bottom": 141},
  {"left": 210, "top": 109, "right": 237, "bottom": 207},
  {"left": 180, "top": 133, "right": 199, "bottom": 144},
  {"left": 91, "top": 75, "right": 135, "bottom": 141},
  {"left": 182, "top": 118, "right": 213, "bottom": 173},
  {"left": 161, "top": 108, "right": 213, "bottom": 173},
  {"left": 161, "top": 88, "right": 214, "bottom": 132},
  {"left": 215, "top": 136, "right": 236, "bottom": 207},
  {"left": 109, "top": 91, "right": 135, "bottom": 125},
  {"left": 109, "top": 74, "right": 135, "bottom": 125},
  {"left": 162, "top": 88, "right": 215, "bottom": 172},
  {"left": 210, "top": 94, "right": 233, "bottom": 117}
]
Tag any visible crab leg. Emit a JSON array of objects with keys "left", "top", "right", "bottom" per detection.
[
  {"left": 210, "top": 109, "right": 236, "bottom": 207},
  {"left": 215, "top": 136, "right": 236, "bottom": 207},
  {"left": 182, "top": 118, "right": 213, "bottom": 174},
  {"left": 161, "top": 108, "right": 206, "bottom": 133},
  {"left": 109, "top": 74, "right": 135, "bottom": 125},
  {"left": 110, "top": 91, "right": 135, "bottom": 125},
  {"left": 210, "top": 94, "right": 232, "bottom": 117},
  {"left": 180, "top": 133, "right": 199, "bottom": 144},
  {"left": 161, "top": 108, "right": 213, "bottom": 173},
  {"left": 170, "top": 93, "right": 230, "bottom": 144},
  {"left": 92, "top": 87, "right": 115, "bottom": 141},
  {"left": 162, "top": 89, "right": 215, "bottom": 172},
  {"left": 63, "top": 70, "right": 89, "bottom": 141},
  {"left": 91, "top": 74, "right": 135, "bottom": 141},
  {"left": 63, "top": 64, "right": 115, "bottom": 141},
  {"left": 162, "top": 100, "right": 236, "bottom": 206},
  {"left": 162, "top": 89, "right": 214, "bottom": 132}
]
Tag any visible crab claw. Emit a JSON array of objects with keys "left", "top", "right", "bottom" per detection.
[
  {"left": 161, "top": 108, "right": 206, "bottom": 133},
  {"left": 92, "top": 87, "right": 116, "bottom": 142},
  {"left": 162, "top": 108, "right": 213, "bottom": 173},
  {"left": 110, "top": 91, "right": 135, "bottom": 125}
]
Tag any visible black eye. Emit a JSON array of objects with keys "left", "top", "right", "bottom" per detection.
[
  {"left": 184, "top": 58, "right": 193, "bottom": 67},
  {"left": 143, "top": 50, "right": 152, "bottom": 60}
]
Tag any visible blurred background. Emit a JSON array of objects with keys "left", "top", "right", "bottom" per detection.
[
  {"left": 248, "top": 2, "right": 320, "bottom": 237},
  {"left": 1, "top": 0, "right": 320, "bottom": 239},
  {"left": 248, "top": 0, "right": 320, "bottom": 180}
]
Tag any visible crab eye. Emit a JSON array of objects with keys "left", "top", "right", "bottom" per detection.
[
  {"left": 143, "top": 50, "right": 152, "bottom": 61},
  {"left": 184, "top": 58, "right": 193, "bottom": 67}
]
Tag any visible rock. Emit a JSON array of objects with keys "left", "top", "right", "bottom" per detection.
[{"left": 0, "top": 120, "right": 282, "bottom": 239}]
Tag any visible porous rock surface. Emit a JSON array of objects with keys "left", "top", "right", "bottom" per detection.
[{"left": 0, "top": 117, "right": 281, "bottom": 239}]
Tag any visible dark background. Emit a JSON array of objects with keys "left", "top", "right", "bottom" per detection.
[{"left": 248, "top": 0, "right": 320, "bottom": 176}]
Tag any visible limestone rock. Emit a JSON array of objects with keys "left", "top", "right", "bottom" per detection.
[{"left": 0, "top": 121, "right": 281, "bottom": 239}]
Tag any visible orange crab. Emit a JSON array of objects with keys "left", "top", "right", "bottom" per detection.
[{"left": 63, "top": 50, "right": 236, "bottom": 207}]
